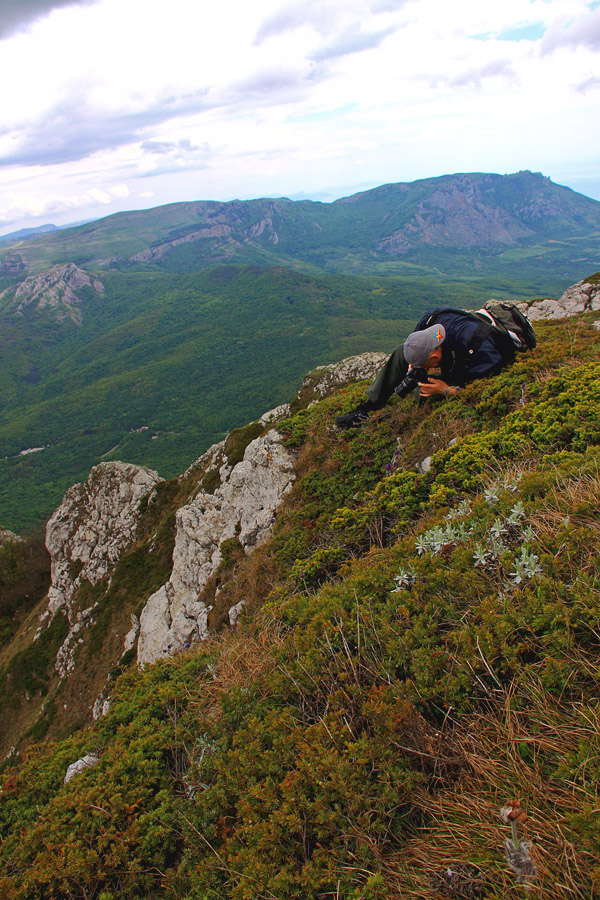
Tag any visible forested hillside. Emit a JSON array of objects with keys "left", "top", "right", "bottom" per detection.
[
  {"left": 0, "top": 267, "right": 425, "bottom": 531},
  {"left": 1, "top": 301, "right": 599, "bottom": 898}
]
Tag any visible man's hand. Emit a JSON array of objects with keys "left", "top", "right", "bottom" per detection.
[{"left": 417, "top": 377, "right": 449, "bottom": 398}]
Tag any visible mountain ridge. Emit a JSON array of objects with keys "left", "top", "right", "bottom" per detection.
[{"left": 1, "top": 170, "right": 599, "bottom": 279}]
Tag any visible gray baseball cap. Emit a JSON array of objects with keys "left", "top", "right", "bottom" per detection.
[{"left": 403, "top": 323, "right": 446, "bottom": 366}]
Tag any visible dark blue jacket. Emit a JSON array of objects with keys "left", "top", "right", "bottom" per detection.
[{"left": 423, "top": 309, "right": 505, "bottom": 387}]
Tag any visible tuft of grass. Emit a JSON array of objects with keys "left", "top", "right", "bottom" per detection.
[{"left": 223, "top": 421, "right": 265, "bottom": 467}]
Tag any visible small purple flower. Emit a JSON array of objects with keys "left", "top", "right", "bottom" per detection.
[{"left": 386, "top": 463, "right": 392, "bottom": 472}]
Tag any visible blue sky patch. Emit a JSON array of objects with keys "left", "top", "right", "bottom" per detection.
[
  {"left": 497, "top": 23, "right": 546, "bottom": 42},
  {"left": 474, "top": 23, "right": 546, "bottom": 42}
]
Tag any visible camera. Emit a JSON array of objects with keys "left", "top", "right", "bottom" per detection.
[{"left": 393, "top": 366, "right": 428, "bottom": 399}]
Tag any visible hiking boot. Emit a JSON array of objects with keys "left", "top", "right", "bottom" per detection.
[{"left": 335, "top": 399, "right": 378, "bottom": 429}]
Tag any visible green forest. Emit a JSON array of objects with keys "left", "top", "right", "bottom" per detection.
[{"left": 0, "top": 264, "right": 531, "bottom": 532}]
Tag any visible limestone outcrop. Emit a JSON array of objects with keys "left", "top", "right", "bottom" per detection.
[
  {"left": 525, "top": 277, "right": 600, "bottom": 321},
  {"left": 64, "top": 754, "right": 100, "bottom": 783},
  {"left": 137, "top": 429, "right": 296, "bottom": 666},
  {"left": 3, "top": 263, "right": 104, "bottom": 324},
  {"left": 40, "top": 461, "right": 163, "bottom": 676},
  {"left": 129, "top": 224, "right": 233, "bottom": 262},
  {"left": 299, "top": 352, "right": 389, "bottom": 403},
  {"left": 0, "top": 528, "right": 21, "bottom": 546}
]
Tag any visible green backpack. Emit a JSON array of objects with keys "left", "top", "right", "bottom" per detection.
[{"left": 473, "top": 302, "right": 537, "bottom": 354}]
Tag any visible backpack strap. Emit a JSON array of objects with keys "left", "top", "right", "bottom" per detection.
[
  {"left": 466, "top": 320, "right": 494, "bottom": 359},
  {"left": 469, "top": 311, "right": 517, "bottom": 365}
]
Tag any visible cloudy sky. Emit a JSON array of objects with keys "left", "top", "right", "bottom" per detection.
[{"left": 0, "top": 0, "right": 599, "bottom": 235}]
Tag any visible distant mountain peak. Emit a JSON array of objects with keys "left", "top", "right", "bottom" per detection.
[{"left": 0, "top": 223, "right": 58, "bottom": 244}]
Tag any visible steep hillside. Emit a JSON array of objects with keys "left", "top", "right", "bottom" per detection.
[{"left": 1, "top": 281, "right": 600, "bottom": 898}]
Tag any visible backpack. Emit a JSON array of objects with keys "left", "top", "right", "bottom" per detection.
[
  {"left": 474, "top": 302, "right": 537, "bottom": 353},
  {"left": 415, "top": 302, "right": 536, "bottom": 367}
]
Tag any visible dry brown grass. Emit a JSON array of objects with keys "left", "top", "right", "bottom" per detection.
[
  {"left": 188, "top": 617, "right": 286, "bottom": 726},
  {"left": 395, "top": 402, "right": 476, "bottom": 472},
  {"left": 528, "top": 463, "right": 600, "bottom": 535},
  {"left": 383, "top": 669, "right": 600, "bottom": 899}
]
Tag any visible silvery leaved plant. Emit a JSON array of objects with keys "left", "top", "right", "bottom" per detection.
[
  {"left": 506, "top": 501, "right": 525, "bottom": 525},
  {"left": 491, "top": 518, "right": 507, "bottom": 540},
  {"left": 447, "top": 498, "right": 471, "bottom": 520},
  {"left": 391, "top": 569, "right": 417, "bottom": 592},
  {"left": 508, "top": 546, "right": 542, "bottom": 585},
  {"left": 503, "top": 473, "right": 522, "bottom": 492}
]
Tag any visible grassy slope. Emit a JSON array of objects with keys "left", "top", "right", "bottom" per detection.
[{"left": 1, "top": 312, "right": 600, "bottom": 898}]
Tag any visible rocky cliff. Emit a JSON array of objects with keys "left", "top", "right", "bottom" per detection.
[
  {"left": 0, "top": 263, "right": 104, "bottom": 324},
  {"left": 41, "top": 461, "right": 163, "bottom": 677},
  {"left": 137, "top": 428, "right": 297, "bottom": 665}
]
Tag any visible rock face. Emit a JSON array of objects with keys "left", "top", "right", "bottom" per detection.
[
  {"left": 525, "top": 277, "right": 600, "bottom": 321},
  {"left": 64, "top": 754, "right": 100, "bottom": 784},
  {"left": 3, "top": 263, "right": 104, "bottom": 324},
  {"left": 137, "top": 429, "right": 296, "bottom": 666},
  {"left": 375, "top": 181, "right": 533, "bottom": 253},
  {"left": 127, "top": 200, "right": 282, "bottom": 263},
  {"left": 299, "top": 352, "right": 389, "bottom": 402},
  {"left": 41, "top": 462, "right": 163, "bottom": 676},
  {"left": 129, "top": 224, "right": 233, "bottom": 262},
  {"left": 0, "top": 252, "right": 25, "bottom": 276},
  {"left": 0, "top": 528, "right": 21, "bottom": 546},
  {"left": 368, "top": 172, "right": 599, "bottom": 257}
]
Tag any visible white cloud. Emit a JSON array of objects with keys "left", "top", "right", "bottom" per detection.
[
  {"left": 0, "top": 0, "right": 600, "bottom": 234},
  {"left": 0, "top": 179, "right": 130, "bottom": 226},
  {"left": 542, "top": 5, "right": 600, "bottom": 51}
]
